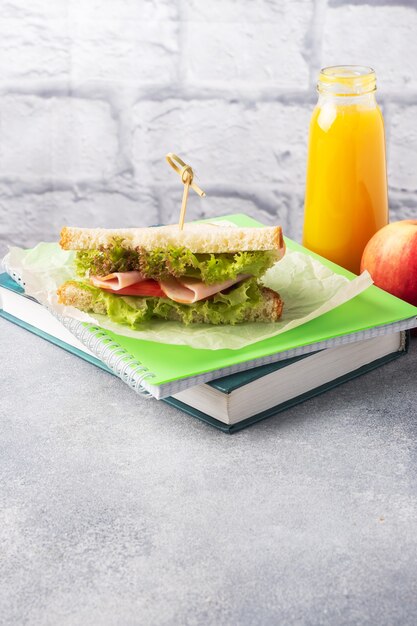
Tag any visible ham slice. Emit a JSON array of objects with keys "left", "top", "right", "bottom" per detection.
[
  {"left": 90, "top": 271, "right": 248, "bottom": 304},
  {"left": 90, "top": 271, "right": 144, "bottom": 291},
  {"left": 159, "top": 275, "right": 248, "bottom": 304}
]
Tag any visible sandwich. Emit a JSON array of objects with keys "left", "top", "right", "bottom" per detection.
[{"left": 57, "top": 223, "right": 285, "bottom": 327}]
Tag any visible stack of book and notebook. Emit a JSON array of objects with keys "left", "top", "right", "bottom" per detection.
[{"left": 1, "top": 215, "right": 416, "bottom": 432}]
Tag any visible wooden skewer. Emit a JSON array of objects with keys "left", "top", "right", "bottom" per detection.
[
  {"left": 179, "top": 174, "right": 190, "bottom": 230},
  {"left": 166, "top": 153, "right": 206, "bottom": 230}
]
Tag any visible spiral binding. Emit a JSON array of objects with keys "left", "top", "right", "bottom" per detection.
[
  {"left": 4, "top": 262, "right": 26, "bottom": 289},
  {"left": 49, "top": 311, "right": 156, "bottom": 397},
  {"left": 3, "top": 263, "right": 157, "bottom": 397}
]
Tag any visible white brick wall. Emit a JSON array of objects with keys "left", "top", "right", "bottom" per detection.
[
  {"left": 182, "top": 1, "right": 313, "bottom": 90},
  {"left": 0, "top": 0, "right": 416, "bottom": 255},
  {"left": 387, "top": 104, "right": 417, "bottom": 193},
  {"left": 0, "top": 96, "right": 117, "bottom": 180},
  {"left": 322, "top": 4, "right": 417, "bottom": 92}
]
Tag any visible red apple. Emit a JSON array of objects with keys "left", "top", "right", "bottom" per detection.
[{"left": 360, "top": 220, "right": 417, "bottom": 307}]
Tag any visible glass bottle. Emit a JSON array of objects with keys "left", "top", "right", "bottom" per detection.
[{"left": 302, "top": 65, "right": 388, "bottom": 274}]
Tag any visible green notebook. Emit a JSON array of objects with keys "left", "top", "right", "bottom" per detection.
[
  {"left": 0, "top": 273, "right": 410, "bottom": 433},
  {"left": 0, "top": 274, "right": 408, "bottom": 434},
  {"left": 2, "top": 213, "right": 417, "bottom": 399}
]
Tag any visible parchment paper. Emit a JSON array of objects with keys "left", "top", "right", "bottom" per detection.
[{"left": 3, "top": 242, "right": 373, "bottom": 350}]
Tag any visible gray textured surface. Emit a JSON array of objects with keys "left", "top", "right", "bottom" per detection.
[{"left": 1, "top": 318, "right": 417, "bottom": 626}]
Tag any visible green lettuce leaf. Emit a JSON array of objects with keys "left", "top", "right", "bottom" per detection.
[
  {"left": 141, "top": 248, "right": 277, "bottom": 284},
  {"left": 75, "top": 238, "right": 139, "bottom": 277},
  {"left": 70, "top": 279, "right": 263, "bottom": 327},
  {"left": 75, "top": 240, "right": 277, "bottom": 284}
]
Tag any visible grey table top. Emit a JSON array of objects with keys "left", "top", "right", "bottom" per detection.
[{"left": 1, "top": 317, "right": 417, "bottom": 626}]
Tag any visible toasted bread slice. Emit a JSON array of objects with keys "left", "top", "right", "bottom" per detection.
[
  {"left": 60, "top": 223, "right": 285, "bottom": 256},
  {"left": 57, "top": 282, "right": 107, "bottom": 315},
  {"left": 57, "top": 281, "right": 284, "bottom": 325}
]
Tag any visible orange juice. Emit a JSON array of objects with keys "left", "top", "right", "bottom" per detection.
[{"left": 303, "top": 66, "right": 388, "bottom": 274}]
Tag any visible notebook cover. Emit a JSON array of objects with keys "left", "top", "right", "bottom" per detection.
[{"left": 2, "top": 213, "right": 417, "bottom": 395}]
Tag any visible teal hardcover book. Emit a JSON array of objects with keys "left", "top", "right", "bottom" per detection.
[{"left": 166, "top": 331, "right": 409, "bottom": 432}]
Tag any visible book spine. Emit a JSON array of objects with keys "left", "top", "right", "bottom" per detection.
[{"left": 48, "top": 311, "right": 156, "bottom": 398}]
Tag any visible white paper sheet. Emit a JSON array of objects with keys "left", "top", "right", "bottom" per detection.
[{"left": 3, "top": 241, "right": 373, "bottom": 350}]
